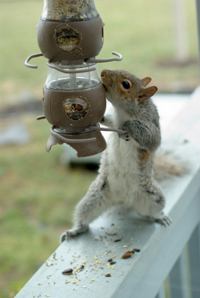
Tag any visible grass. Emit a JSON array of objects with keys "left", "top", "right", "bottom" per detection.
[
  {"left": 0, "top": 115, "right": 96, "bottom": 298},
  {"left": 0, "top": 0, "right": 199, "bottom": 297}
]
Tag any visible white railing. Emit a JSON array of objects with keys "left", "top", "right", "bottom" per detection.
[{"left": 14, "top": 87, "right": 200, "bottom": 298}]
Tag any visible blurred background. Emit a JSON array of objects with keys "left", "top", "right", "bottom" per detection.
[{"left": 0, "top": 0, "right": 199, "bottom": 297}]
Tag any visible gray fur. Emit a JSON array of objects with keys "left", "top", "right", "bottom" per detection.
[{"left": 61, "top": 70, "right": 171, "bottom": 241}]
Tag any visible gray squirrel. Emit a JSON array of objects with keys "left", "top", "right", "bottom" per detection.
[{"left": 61, "top": 69, "right": 173, "bottom": 241}]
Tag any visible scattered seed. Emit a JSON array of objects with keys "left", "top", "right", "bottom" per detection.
[
  {"left": 80, "top": 265, "right": 85, "bottom": 271},
  {"left": 113, "top": 236, "right": 123, "bottom": 242},
  {"left": 62, "top": 268, "right": 73, "bottom": 275},
  {"left": 107, "top": 258, "right": 113, "bottom": 262},
  {"left": 121, "top": 251, "right": 134, "bottom": 259},
  {"left": 105, "top": 272, "right": 111, "bottom": 277},
  {"left": 46, "top": 261, "right": 54, "bottom": 267},
  {"left": 133, "top": 248, "right": 140, "bottom": 253},
  {"left": 106, "top": 231, "right": 117, "bottom": 236},
  {"left": 110, "top": 261, "right": 116, "bottom": 265}
]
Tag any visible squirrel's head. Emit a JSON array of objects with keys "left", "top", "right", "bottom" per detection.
[{"left": 101, "top": 69, "right": 158, "bottom": 112}]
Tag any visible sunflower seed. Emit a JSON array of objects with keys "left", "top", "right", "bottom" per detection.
[{"left": 62, "top": 268, "right": 73, "bottom": 275}]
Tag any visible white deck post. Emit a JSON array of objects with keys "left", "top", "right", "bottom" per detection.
[
  {"left": 196, "top": 0, "right": 200, "bottom": 66},
  {"left": 155, "top": 284, "right": 166, "bottom": 298},
  {"left": 188, "top": 222, "right": 200, "bottom": 298},
  {"left": 168, "top": 250, "right": 189, "bottom": 298}
]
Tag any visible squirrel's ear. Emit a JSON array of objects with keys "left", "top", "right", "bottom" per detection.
[
  {"left": 141, "top": 77, "right": 152, "bottom": 86},
  {"left": 138, "top": 86, "right": 158, "bottom": 104}
]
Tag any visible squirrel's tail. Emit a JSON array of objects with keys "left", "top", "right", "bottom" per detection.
[
  {"left": 154, "top": 154, "right": 187, "bottom": 181},
  {"left": 154, "top": 141, "right": 188, "bottom": 182}
]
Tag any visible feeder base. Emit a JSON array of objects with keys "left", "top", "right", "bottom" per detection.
[{"left": 46, "top": 127, "right": 106, "bottom": 157}]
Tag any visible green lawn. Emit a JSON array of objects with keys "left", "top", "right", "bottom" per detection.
[
  {"left": 0, "top": 0, "right": 199, "bottom": 297},
  {"left": 0, "top": 116, "right": 97, "bottom": 298}
]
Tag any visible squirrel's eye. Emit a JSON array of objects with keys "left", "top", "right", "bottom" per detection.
[{"left": 122, "top": 81, "right": 130, "bottom": 90}]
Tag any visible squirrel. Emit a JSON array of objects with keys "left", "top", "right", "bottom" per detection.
[{"left": 61, "top": 69, "right": 177, "bottom": 241}]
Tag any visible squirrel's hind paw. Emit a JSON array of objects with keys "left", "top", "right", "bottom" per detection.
[
  {"left": 60, "top": 225, "right": 89, "bottom": 242},
  {"left": 143, "top": 213, "right": 172, "bottom": 227},
  {"left": 154, "top": 214, "right": 172, "bottom": 227}
]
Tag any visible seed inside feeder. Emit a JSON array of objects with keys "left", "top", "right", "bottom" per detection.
[
  {"left": 63, "top": 98, "right": 88, "bottom": 120},
  {"left": 44, "top": 0, "right": 99, "bottom": 22},
  {"left": 56, "top": 27, "right": 80, "bottom": 52}
]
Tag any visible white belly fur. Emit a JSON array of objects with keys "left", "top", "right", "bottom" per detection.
[{"left": 106, "top": 132, "right": 140, "bottom": 206}]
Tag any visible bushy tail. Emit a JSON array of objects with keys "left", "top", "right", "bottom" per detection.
[
  {"left": 154, "top": 154, "right": 187, "bottom": 181},
  {"left": 153, "top": 140, "right": 188, "bottom": 182}
]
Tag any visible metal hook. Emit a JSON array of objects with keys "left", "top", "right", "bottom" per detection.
[
  {"left": 50, "top": 126, "right": 96, "bottom": 144},
  {"left": 46, "top": 60, "right": 97, "bottom": 74},
  {"left": 24, "top": 53, "right": 43, "bottom": 69},
  {"left": 88, "top": 125, "right": 126, "bottom": 134},
  {"left": 85, "top": 51, "right": 123, "bottom": 63}
]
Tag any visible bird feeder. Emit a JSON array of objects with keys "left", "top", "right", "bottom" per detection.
[{"left": 25, "top": 0, "right": 122, "bottom": 157}]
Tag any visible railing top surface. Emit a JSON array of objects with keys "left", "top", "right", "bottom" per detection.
[{"left": 15, "top": 88, "right": 200, "bottom": 298}]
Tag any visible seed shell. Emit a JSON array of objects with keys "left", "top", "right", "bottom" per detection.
[
  {"left": 133, "top": 248, "right": 140, "bottom": 253},
  {"left": 106, "top": 231, "right": 117, "bottom": 236},
  {"left": 62, "top": 268, "right": 73, "bottom": 275},
  {"left": 113, "top": 236, "right": 123, "bottom": 242},
  {"left": 105, "top": 272, "right": 111, "bottom": 277},
  {"left": 110, "top": 261, "right": 116, "bottom": 265},
  {"left": 121, "top": 251, "right": 134, "bottom": 259}
]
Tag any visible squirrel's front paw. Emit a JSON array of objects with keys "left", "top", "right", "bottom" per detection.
[
  {"left": 118, "top": 129, "right": 129, "bottom": 141},
  {"left": 118, "top": 132, "right": 130, "bottom": 141}
]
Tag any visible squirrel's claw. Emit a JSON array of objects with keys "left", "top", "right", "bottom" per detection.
[
  {"left": 118, "top": 131, "right": 130, "bottom": 141},
  {"left": 154, "top": 214, "right": 172, "bottom": 227},
  {"left": 60, "top": 225, "right": 89, "bottom": 242},
  {"left": 142, "top": 213, "right": 172, "bottom": 227}
]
